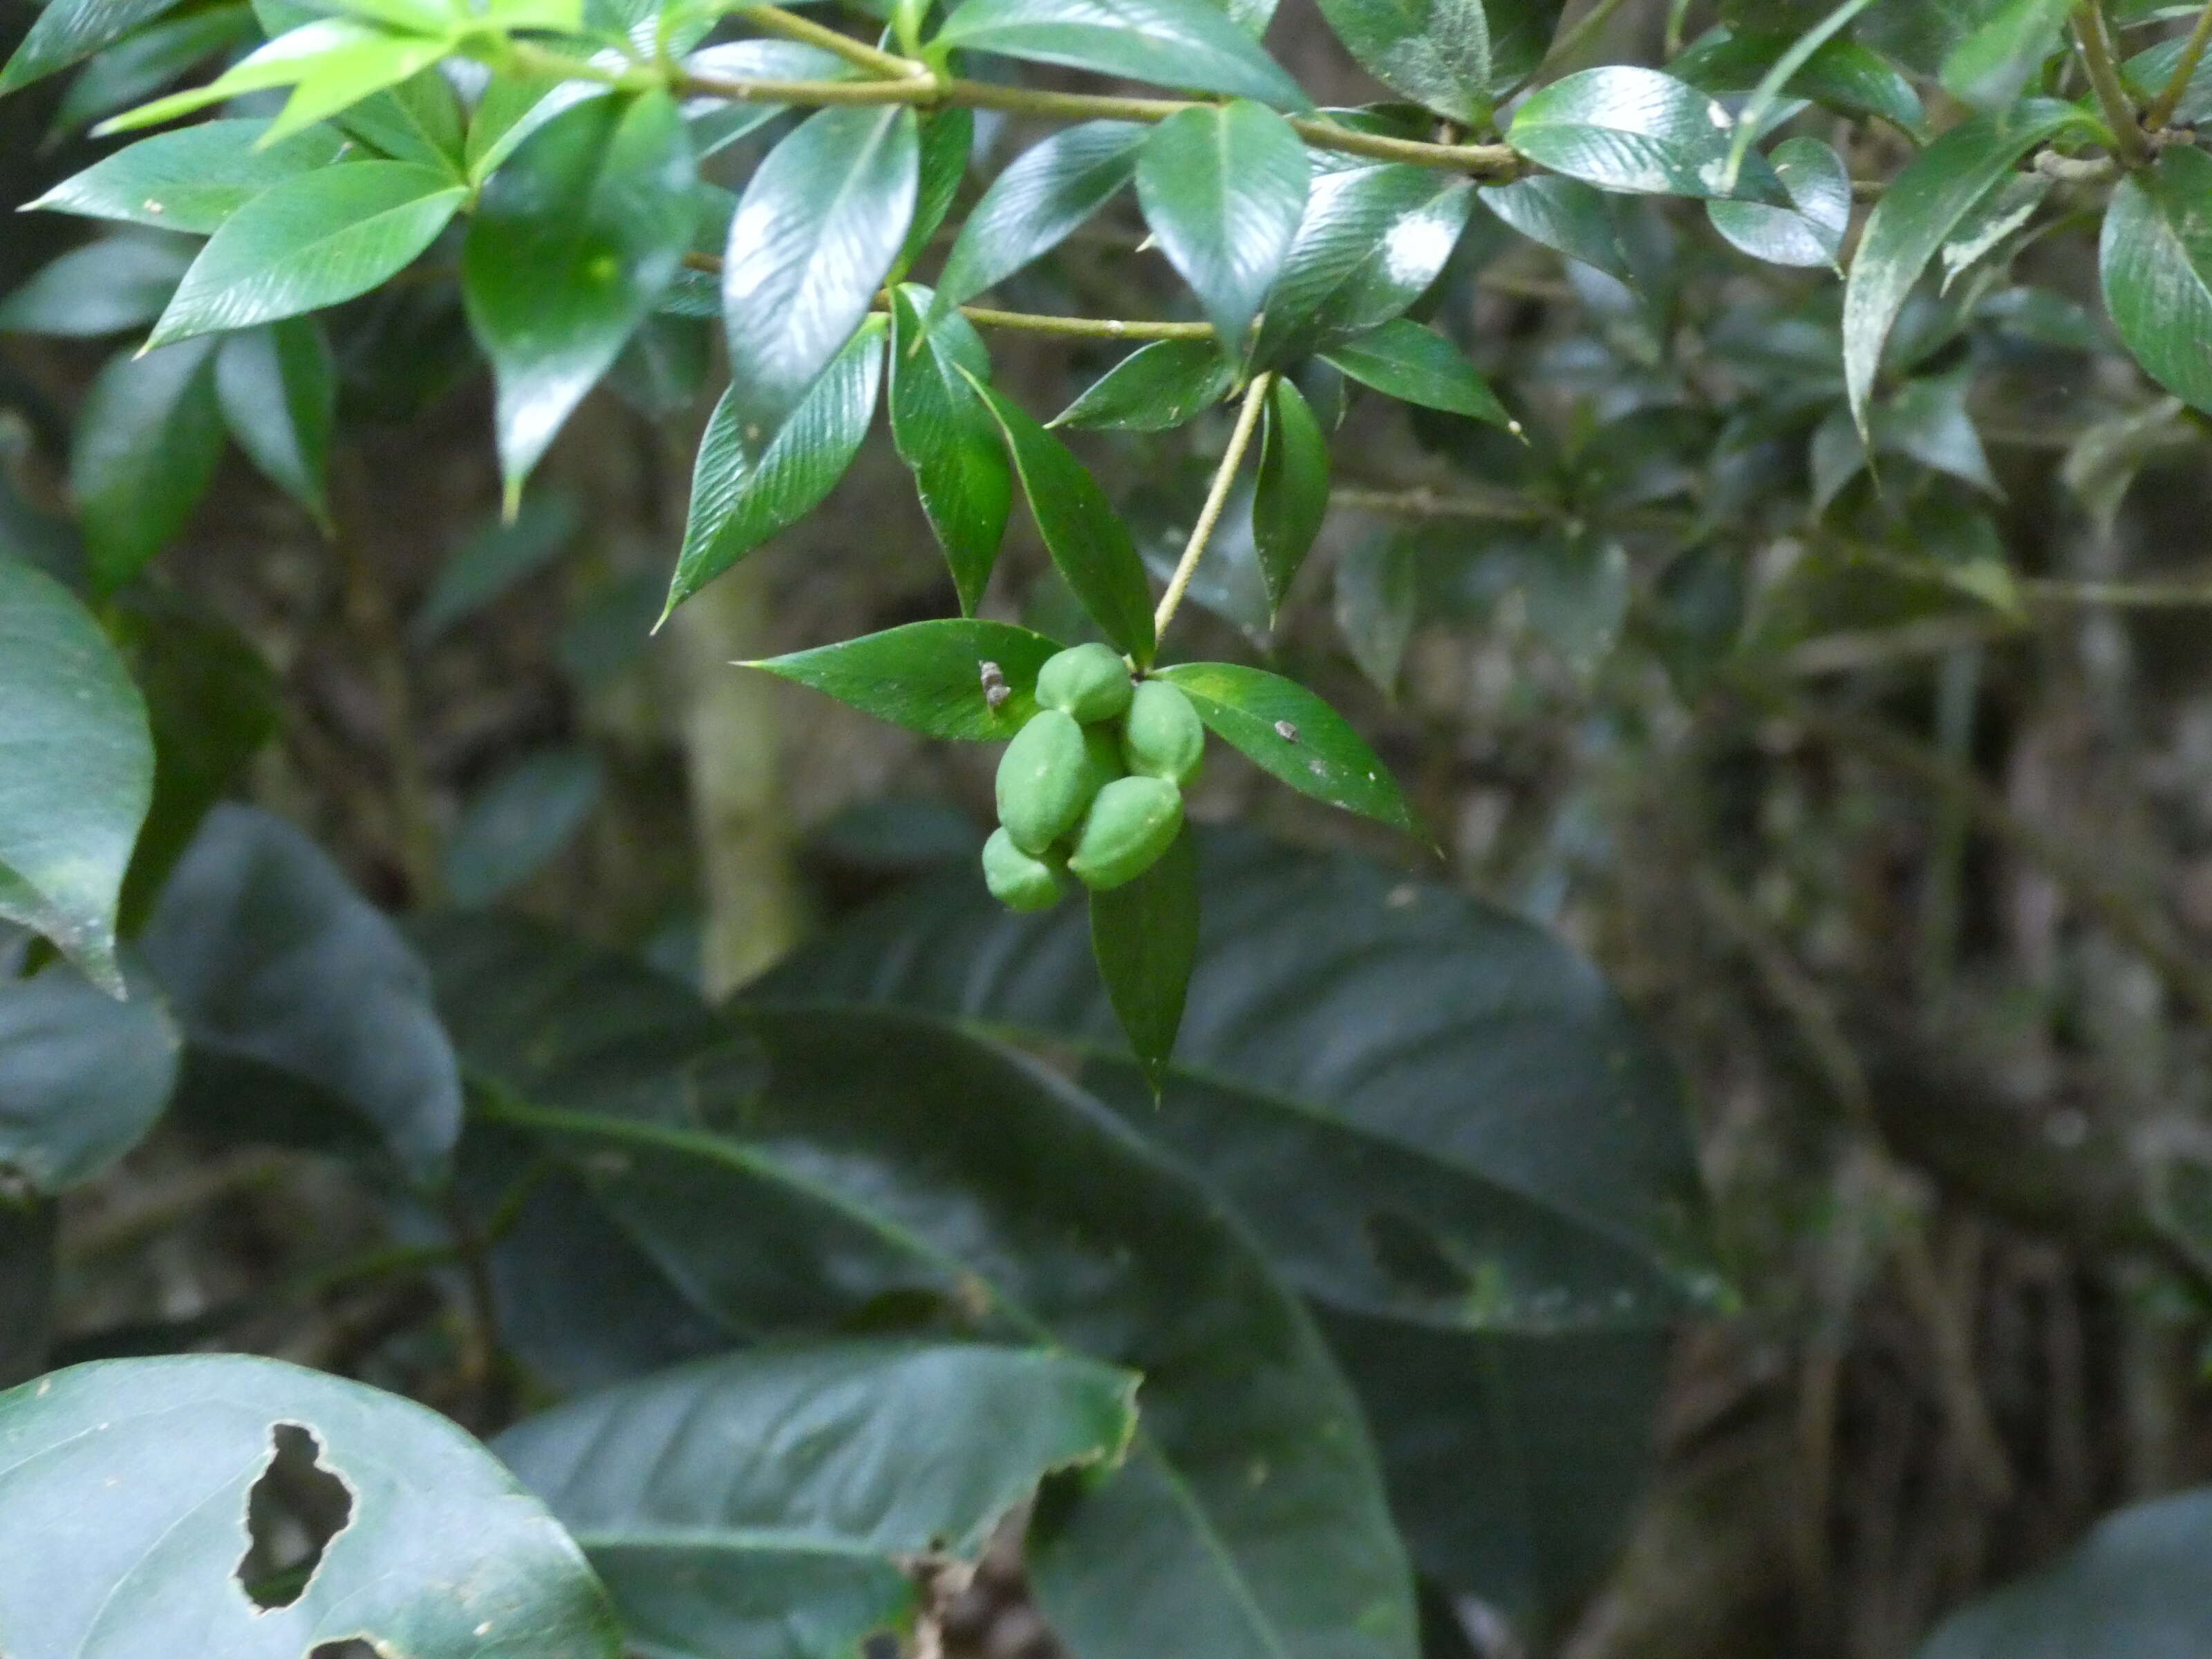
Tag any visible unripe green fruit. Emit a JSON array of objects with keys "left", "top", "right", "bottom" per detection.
[
  {"left": 996, "top": 709, "right": 1098, "bottom": 855},
  {"left": 1067, "top": 775, "right": 1184, "bottom": 892},
  {"left": 1035, "top": 643, "right": 1134, "bottom": 723},
  {"left": 1120, "top": 679, "right": 1205, "bottom": 785},
  {"left": 1082, "top": 724, "right": 1126, "bottom": 793},
  {"left": 982, "top": 827, "right": 1065, "bottom": 912}
]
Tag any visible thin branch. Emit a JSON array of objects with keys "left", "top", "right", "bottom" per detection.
[
  {"left": 2074, "top": 4, "right": 2151, "bottom": 167},
  {"left": 2146, "top": 0, "right": 2212, "bottom": 130},
  {"left": 731, "top": 1, "right": 925, "bottom": 78},
  {"left": 1330, "top": 483, "right": 1553, "bottom": 523},
  {"left": 1155, "top": 371, "right": 1272, "bottom": 639},
  {"left": 2021, "top": 574, "right": 2212, "bottom": 607}
]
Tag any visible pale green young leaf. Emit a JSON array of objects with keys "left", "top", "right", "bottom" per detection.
[
  {"left": 149, "top": 160, "right": 465, "bottom": 347},
  {"left": 48, "top": 5, "right": 258, "bottom": 137},
  {"left": 339, "top": 65, "right": 467, "bottom": 172},
  {"left": 0, "top": 961, "right": 178, "bottom": 1192},
  {"left": 96, "top": 19, "right": 450, "bottom": 140}
]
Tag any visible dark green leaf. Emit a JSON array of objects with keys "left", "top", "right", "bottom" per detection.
[
  {"left": 26, "top": 119, "right": 351, "bottom": 236},
  {"left": 933, "top": 0, "right": 1311, "bottom": 109},
  {"left": 0, "top": 960, "right": 178, "bottom": 1193},
  {"left": 888, "top": 285, "right": 1012, "bottom": 615},
  {"left": 1669, "top": 24, "right": 1924, "bottom": 136},
  {"left": 215, "top": 317, "right": 336, "bottom": 523},
  {"left": 411, "top": 494, "right": 582, "bottom": 643},
  {"left": 1508, "top": 66, "right": 1785, "bottom": 202},
  {"left": 902, "top": 107, "right": 974, "bottom": 273},
  {"left": 665, "top": 320, "right": 884, "bottom": 615},
  {"left": 1479, "top": 175, "right": 1634, "bottom": 283},
  {"left": 497, "top": 1340, "right": 1137, "bottom": 1659},
  {"left": 148, "top": 160, "right": 467, "bottom": 347},
  {"left": 933, "top": 120, "right": 1147, "bottom": 315},
  {"left": 1334, "top": 529, "right": 1415, "bottom": 693},
  {"left": 0, "top": 1355, "right": 621, "bottom": 1656},
  {"left": 744, "top": 618, "right": 1063, "bottom": 742},
  {"left": 443, "top": 748, "right": 603, "bottom": 908},
  {"left": 0, "top": 1202, "right": 53, "bottom": 1389},
  {"left": 0, "top": 0, "right": 189, "bottom": 92},
  {"left": 464, "top": 90, "right": 697, "bottom": 500},
  {"left": 1918, "top": 1487, "right": 2212, "bottom": 1658},
  {"left": 141, "top": 803, "right": 464, "bottom": 1179},
  {"left": 1253, "top": 374, "right": 1329, "bottom": 613},
  {"left": 2125, "top": 32, "right": 2212, "bottom": 129},
  {"left": 1485, "top": 0, "right": 1566, "bottom": 88},
  {"left": 70, "top": 337, "right": 224, "bottom": 593},
  {"left": 339, "top": 64, "right": 466, "bottom": 172},
  {"left": 762, "top": 825, "right": 1723, "bottom": 1334},
  {"left": 48, "top": 5, "right": 258, "bottom": 136},
  {"left": 425, "top": 924, "right": 1418, "bottom": 1659},
  {"left": 1842, "top": 99, "right": 2083, "bottom": 433},
  {"left": 468, "top": 74, "right": 609, "bottom": 179},
  {"left": 1135, "top": 100, "right": 1309, "bottom": 359},
  {"left": 676, "top": 40, "right": 855, "bottom": 160},
  {"left": 1940, "top": 0, "right": 2070, "bottom": 111},
  {"left": 1054, "top": 337, "right": 1236, "bottom": 431},
  {"left": 2102, "top": 146, "right": 2212, "bottom": 415},
  {"left": 1706, "top": 134, "right": 1850, "bottom": 269},
  {"left": 1256, "top": 162, "right": 1474, "bottom": 364},
  {"left": 966, "top": 375, "right": 1157, "bottom": 664},
  {"left": 1320, "top": 317, "right": 1512, "bottom": 424},
  {"left": 0, "top": 232, "right": 191, "bottom": 337},
  {"left": 1315, "top": 0, "right": 1488, "bottom": 122},
  {"left": 721, "top": 104, "right": 916, "bottom": 446},
  {"left": 1088, "top": 821, "right": 1197, "bottom": 1085},
  {"left": 1156, "top": 661, "right": 1412, "bottom": 827}
]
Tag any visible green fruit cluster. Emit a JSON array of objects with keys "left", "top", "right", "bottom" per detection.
[{"left": 982, "top": 644, "right": 1206, "bottom": 912}]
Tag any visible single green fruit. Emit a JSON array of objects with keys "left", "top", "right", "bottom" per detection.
[
  {"left": 983, "top": 827, "right": 1065, "bottom": 912},
  {"left": 996, "top": 708, "right": 1098, "bottom": 855},
  {"left": 1121, "top": 679, "right": 1205, "bottom": 784},
  {"left": 1035, "top": 642, "right": 1134, "bottom": 723},
  {"left": 1067, "top": 775, "right": 1184, "bottom": 892}
]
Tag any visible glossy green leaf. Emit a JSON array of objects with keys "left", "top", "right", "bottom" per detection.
[
  {"left": 1320, "top": 317, "right": 1512, "bottom": 424},
  {"left": 1842, "top": 98, "right": 2083, "bottom": 433},
  {"left": 1256, "top": 162, "right": 1474, "bottom": 364},
  {"left": 1136, "top": 100, "right": 1309, "bottom": 359},
  {"left": 1315, "top": 0, "right": 1488, "bottom": 122},
  {"left": 48, "top": 5, "right": 259, "bottom": 137},
  {"left": 465, "top": 91, "right": 696, "bottom": 500},
  {"left": 1940, "top": 0, "right": 2070, "bottom": 111},
  {"left": 1089, "top": 821, "right": 1198, "bottom": 1085},
  {"left": 99, "top": 19, "right": 454, "bottom": 144},
  {"left": 0, "top": 1355, "right": 620, "bottom": 1658},
  {"left": 1485, "top": 0, "right": 1566, "bottom": 88},
  {"left": 1706, "top": 134, "right": 1850, "bottom": 270},
  {"left": 424, "top": 924, "right": 1418, "bottom": 1659},
  {"left": 665, "top": 321, "right": 884, "bottom": 615},
  {"left": 721, "top": 104, "right": 916, "bottom": 447},
  {"left": 498, "top": 1341, "right": 1137, "bottom": 1659},
  {"left": 675, "top": 40, "right": 854, "bottom": 160},
  {"left": 148, "top": 160, "right": 466, "bottom": 348},
  {"left": 888, "top": 286, "right": 1011, "bottom": 615},
  {"left": 1156, "top": 661, "right": 1411, "bottom": 828},
  {"left": 0, "top": 0, "right": 189, "bottom": 92},
  {"left": 411, "top": 494, "right": 581, "bottom": 642},
  {"left": 745, "top": 618, "right": 1064, "bottom": 742},
  {"left": 71, "top": 337, "right": 225, "bottom": 592},
  {"left": 762, "top": 825, "right": 1722, "bottom": 1335},
  {"left": 0, "top": 960, "right": 178, "bottom": 1193},
  {"left": 1669, "top": 24, "right": 1924, "bottom": 137},
  {"left": 444, "top": 748, "right": 603, "bottom": 908},
  {"left": 933, "top": 0, "right": 1311, "bottom": 109},
  {"left": 1479, "top": 174, "right": 1634, "bottom": 283},
  {"left": 26, "top": 119, "right": 351, "bottom": 236},
  {"left": 2125, "top": 32, "right": 2212, "bottom": 129},
  {"left": 140, "top": 803, "right": 464, "bottom": 1179},
  {"left": 1253, "top": 374, "right": 1329, "bottom": 613},
  {"left": 0, "top": 232, "right": 191, "bottom": 337},
  {"left": 901, "top": 107, "right": 974, "bottom": 274},
  {"left": 932, "top": 120, "right": 1147, "bottom": 315},
  {"left": 0, "top": 559, "right": 153, "bottom": 995},
  {"left": 1508, "top": 66, "right": 1784, "bottom": 202},
  {"left": 1335, "top": 529, "right": 1415, "bottom": 693},
  {"left": 1055, "top": 338, "right": 1235, "bottom": 431},
  {"left": 1716, "top": 0, "right": 1880, "bottom": 190},
  {"left": 966, "top": 375, "right": 1157, "bottom": 664},
  {"left": 2102, "top": 146, "right": 2212, "bottom": 415},
  {"left": 215, "top": 317, "right": 336, "bottom": 523},
  {"left": 338, "top": 64, "right": 466, "bottom": 172}
]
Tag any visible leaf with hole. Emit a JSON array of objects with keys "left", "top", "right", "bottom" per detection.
[
  {"left": 746, "top": 619, "right": 1064, "bottom": 742},
  {"left": 497, "top": 1341, "right": 1137, "bottom": 1658},
  {"left": 0, "top": 1353, "right": 620, "bottom": 1657},
  {"left": 888, "top": 286, "right": 1011, "bottom": 615},
  {"left": 147, "top": 159, "right": 467, "bottom": 348},
  {"left": 465, "top": 90, "right": 697, "bottom": 501}
]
